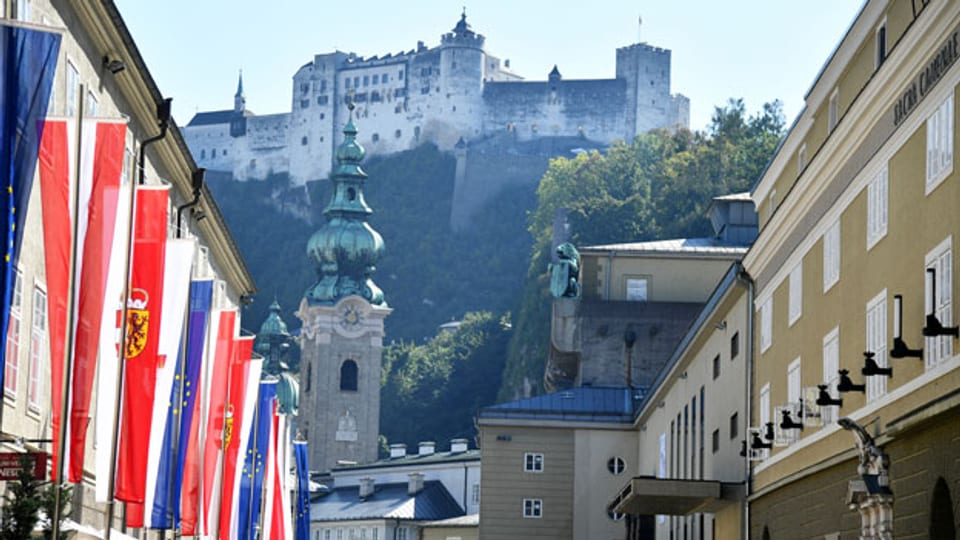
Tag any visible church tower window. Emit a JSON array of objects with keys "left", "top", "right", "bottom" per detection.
[{"left": 340, "top": 360, "right": 358, "bottom": 391}]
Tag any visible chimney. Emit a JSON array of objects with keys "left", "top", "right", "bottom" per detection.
[
  {"left": 407, "top": 472, "right": 425, "bottom": 496},
  {"left": 389, "top": 443, "right": 407, "bottom": 459},
  {"left": 359, "top": 477, "right": 375, "bottom": 498},
  {"left": 450, "top": 438, "right": 469, "bottom": 454},
  {"left": 418, "top": 441, "right": 436, "bottom": 457}
]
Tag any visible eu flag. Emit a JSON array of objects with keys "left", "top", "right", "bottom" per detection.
[
  {"left": 0, "top": 22, "right": 60, "bottom": 390},
  {"left": 294, "top": 438, "right": 310, "bottom": 540}
]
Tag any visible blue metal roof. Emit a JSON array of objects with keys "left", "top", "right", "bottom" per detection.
[
  {"left": 479, "top": 386, "right": 640, "bottom": 423},
  {"left": 311, "top": 480, "right": 464, "bottom": 522}
]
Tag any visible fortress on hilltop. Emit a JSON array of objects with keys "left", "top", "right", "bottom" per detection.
[{"left": 183, "top": 12, "right": 689, "bottom": 186}]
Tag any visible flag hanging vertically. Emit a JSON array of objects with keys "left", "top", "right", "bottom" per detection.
[
  {"left": 40, "top": 118, "right": 127, "bottom": 483},
  {"left": 262, "top": 402, "right": 290, "bottom": 540},
  {"left": 94, "top": 174, "right": 132, "bottom": 501},
  {"left": 237, "top": 378, "right": 278, "bottom": 540},
  {"left": 169, "top": 278, "right": 214, "bottom": 529},
  {"left": 201, "top": 309, "right": 237, "bottom": 537},
  {"left": 0, "top": 22, "right": 59, "bottom": 392},
  {"left": 294, "top": 437, "right": 310, "bottom": 540},
  {"left": 116, "top": 186, "right": 169, "bottom": 508},
  {"left": 134, "top": 238, "right": 193, "bottom": 529},
  {"left": 220, "top": 336, "right": 259, "bottom": 540}
]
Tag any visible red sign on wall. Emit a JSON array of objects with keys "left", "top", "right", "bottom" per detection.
[{"left": 0, "top": 452, "right": 47, "bottom": 481}]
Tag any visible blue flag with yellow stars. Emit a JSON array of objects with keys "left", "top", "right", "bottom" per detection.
[
  {"left": 0, "top": 22, "right": 60, "bottom": 390},
  {"left": 238, "top": 378, "right": 277, "bottom": 540},
  {"left": 294, "top": 436, "right": 310, "bottom": 540}
]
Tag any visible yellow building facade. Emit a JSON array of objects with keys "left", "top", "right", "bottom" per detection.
[{"left": 744, "top": 0, "right": 960, "bottom": 537}]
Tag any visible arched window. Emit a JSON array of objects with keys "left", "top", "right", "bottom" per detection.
[
  {"left": 304, "top": 363, "right": 311, "bottom": 393},
  {"left": 930, "top": 476, "right": 956, "bottom": 539},
  {"left": 340, "top": 360, "right": 358, "bottom": 391}
]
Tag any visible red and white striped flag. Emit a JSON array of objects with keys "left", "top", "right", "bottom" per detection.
[
  {"left": 115, "top": 186, "right": 169, "bottom": 511},
  {"left": 201, "top": 309, "right": 238, "bottom": 536},
  {"left": 39, "top": 118, "right": 127, "bottom": 483}
]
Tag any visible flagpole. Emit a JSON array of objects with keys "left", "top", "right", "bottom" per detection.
[
  {"left": 51, "top": 88, "right": 85, "bottom": 540},
  {"left": 245, "top": 378, "right": 263, "bottom": 540}
]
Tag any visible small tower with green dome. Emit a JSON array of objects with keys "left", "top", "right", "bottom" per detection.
[{"left": 297, "top": 107, "right": 392, "bottom": 472}]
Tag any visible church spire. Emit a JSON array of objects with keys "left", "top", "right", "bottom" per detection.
[
  {"left": 304, "top": 104, "right": 385, "bottom": 306},
  {"left": 234, "top": 70, "right": 246, "bottom": 112}
]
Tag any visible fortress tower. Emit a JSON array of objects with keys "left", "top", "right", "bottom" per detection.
[
  {"left": 436, "top": 11, "right": 486, "bottom": 146},
  {"left": 296, "top": 108, "right": 391, "bottom": 472}
]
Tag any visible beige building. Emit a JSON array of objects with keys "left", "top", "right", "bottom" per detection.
[
  {"left": 1, "top": 0, "right": 254, "bottom": 533},
  {"left": 609, "top": 263, "right": 751, "bottom": 539},
  {"left": 744, "top": 0, "right": 960, "bottom": 537}
]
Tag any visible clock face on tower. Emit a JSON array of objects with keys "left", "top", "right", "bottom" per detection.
[{"left": 335, "top": 298, "right": 368, "bottom": 337}]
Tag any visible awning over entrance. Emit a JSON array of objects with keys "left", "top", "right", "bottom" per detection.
[{"left": 609, "top": 477, "right": 744, "bottom": 516}]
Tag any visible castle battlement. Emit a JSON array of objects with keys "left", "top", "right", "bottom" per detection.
[{"left": 182, "top": 12, "right": 688, "bottom": 186}]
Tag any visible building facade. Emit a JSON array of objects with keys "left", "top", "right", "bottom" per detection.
[
  {"left": 1, "top": 0, "right": 255, "bottom": 533},
  {"left": 182, "top": 13, "right": 689, "bottom": 185},
  {"left": 744, "top": 1, "right": 960, "bottom": 537}
]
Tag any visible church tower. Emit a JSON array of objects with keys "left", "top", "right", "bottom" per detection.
[
  {"left": 230, "top": 70, "right": 248, "bottom": 138},
  {"left": 296, "top": 106, "right": 391, "bottom": 473}
]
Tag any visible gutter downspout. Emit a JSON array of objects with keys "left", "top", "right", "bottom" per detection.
[
  {"left": 176, "top": 168, "right": 205, "bottom": 238},
  {"left": 137, "top": 97, "right": 173, "bottom": 185},
  {"left": 736, "top": 264, "right": 754, "bottom": 540}
]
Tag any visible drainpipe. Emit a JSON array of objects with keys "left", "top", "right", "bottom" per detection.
[
  {"left": 736, "top": 264, "right": 754, "bottom": 540},
  {"left": 138, "top": 98, "right": 173, "bottom": 185},
  {"left": 176, "top": 168, "right": 205, "bottom": 238}
]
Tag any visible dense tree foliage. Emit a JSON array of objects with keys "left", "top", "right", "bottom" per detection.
[
  {"left": 380, "top": 311, "right": 511, "bottom": 450},
  {"left": 501, "top": 99, "right": 785, "bottom": 399}
]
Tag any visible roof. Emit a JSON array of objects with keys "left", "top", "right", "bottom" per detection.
[
  {"left": 311, "top": 480, "right": 464, "bottom": 522},
  {"left": 712, "top": 192, "right": 752, "bottom": 202},
  {"left": 479, "top": 386, "right": 640, "bottom": 423},
  {"left": 421, "top": 514, "right": 479, "bottom": 528},
  {"left": 334, "top": 449, "right": 480, "bottom": 472},
  {"left": 187, "top": 109, "right": 254, "bottom": 126},
  {"left": 581, "top": 237, "right": 750, "bottom": 257}
]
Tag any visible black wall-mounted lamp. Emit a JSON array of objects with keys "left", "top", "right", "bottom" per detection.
[
  {"left": 779, "top": 408, "right": 803, "bottom": 431},
  {"left": 102, "top": 55, "right": 125, "bottom": 74},
  {"left": 837, "top": 369, "right": 865, "bottom": 393},
  {"left": 861, "top": 351, "right": 892, "bottom": 377},
  {"left": 923, "top": 268, "right": 959, "bottom": 338},
  {"left": 751, "top": 425, "right": 773, "bottom": 450},
  {"left": 763, "top": 422, "right": 774, "bottom": 441},
  {"left": 816, "top": 384, "right": 843, "bottom": 407},
  {"left": 739, "top": 440, "right": 747, "bottom": 457},
  {"left": 891, "top": 294, "right": 923, "bottom": 358}
]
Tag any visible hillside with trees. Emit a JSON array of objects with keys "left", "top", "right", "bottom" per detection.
[{"left": 207, "top": 98, "right": 785, "bottom": 446}]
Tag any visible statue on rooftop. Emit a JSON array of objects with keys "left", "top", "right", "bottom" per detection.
[{"left": 549, "top": 242, "right": 581, "bottom": 299}]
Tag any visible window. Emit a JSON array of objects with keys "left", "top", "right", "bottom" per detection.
[
  {"left": 759, "top": 383, "right": 770, "bottom": 432},
  {"left": 86, "top": 90, "right": 98, "bottom": 117},
  {"left": 729, "top": 412, "right": 738, "bottom": 440},
  {"left": 398, "top": 69, "right": 404, "bottom": 80},
  {"left": 828, "top": 88, "right": 839, "bottom": 133},
  {"left": 363, "top": 75, "right": 369, "bottom": 86},
  {"left": 200, "top": 149, "right": 206, "bottom": 159},
  {"left": 394, "top": 129, "right": 402, "bottom": 139},
  {"left": 925, "top": 237, "right": 953, "bottom": 369},
  {"left": 787, "top": 358, "right": 801, "bottom": 405},
  {"left": 66, "top": 61, "right": 79, "bottom": 117},
  {"left": 301, "top": 136, "right": 308, "bottom": 146},
  {"left": 396, "top": 529, "right": 406, "bottom": 540},
  {"left": 731, "top": 331, "right": 740, "bottom": 359},
  {"left": 760, "top": 297, "right": 772, "bottom": 353},
  {"left": 524, "top": 452, "right": 544, "bottom": 472},
  {"left": 471, "top": 483, "right": 480, "bottom": 505},
  {"left": 372, "top": 74, "right": 379, "bottom": 84},
  {"left": 626, "top": 277, "right": 649, "bottom": 301},
  {"left": 876, "top": 21, "right": 887, "bottom": 68},
  {"left": 12, "top": 0, "right": 30, "bottom": 21},
  {"left": 304, "top": 363, "right": 311, "bottom": 393},
  {"left": 867, "top": 165, "right": 889, "bottom": 249},
  {"left": 823, "top": 219, "right": 840, "bottom": 292},
  {"left": 211, "top": 149, "right": 217, "bottom": 158},
  {"left": 353, "top": 77, "right": 359, "bottom": 88},
  {"left": 4, "top": 269, "right": 23, "bottom": 396},
  {"left": 318, "top": 95, "right": 329, "bottom": 106},
  {"left": 345, "top": 77, "right": 351, "bottom": 88},
  {"left": 712, "top": 429, "right": 720, "bottom": 453},
  {"left": 301, "top": 99, "right": 310, "bottom": 109},
  {"left": 371, "top": 133, "right": 379, "bottom": 143},
  {"left": 607, "top": 456, "right": 625, "bottom": 475},
  {"left": 822, "top": 327, "right": 840, "bottom": 424},
  {"left": 798, "top": 143, "right": 808, "bottom": 175},
  {"left": 927, "top": 93, "right": 954, "bottom": 193},
  {"left": 340, "top": 360, "right": 358, "bottom": 391},
  {"left": 522, "top": 498, "right": 542, "bottom": 518},
  {"left": 712, "top": 354, "right": 721, "bottom": 380},
  {"left": 866, "top": 290, "right": 888, "bottom": 401},
  {"left": 789, "top": 263, "right": 802, "bottom": 325},
  {"left": 27, "top": 288, "right": 45, "bottom": 411}
]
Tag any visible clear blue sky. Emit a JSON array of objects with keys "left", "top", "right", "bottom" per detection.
[{"left": 114, "top": 1, "right": 865, "bottom": 132}]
